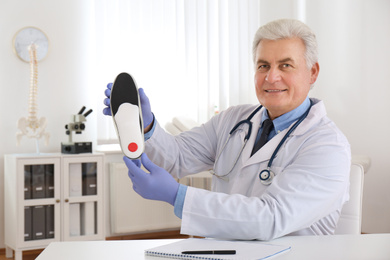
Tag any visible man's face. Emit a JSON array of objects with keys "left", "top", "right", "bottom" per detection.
[{"left": 254, "top": 38, "right": 319, "bottom": 120}]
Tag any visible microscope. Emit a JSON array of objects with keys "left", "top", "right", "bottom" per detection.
[{"left": 61, "top": 106, "right": 93, "bottom": 154}]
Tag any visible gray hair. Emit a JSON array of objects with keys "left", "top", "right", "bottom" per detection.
[{"left": 252, "top": 19, "right": 318, "bottom": 69}]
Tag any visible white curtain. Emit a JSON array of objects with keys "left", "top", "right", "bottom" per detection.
[{"left": 94, "top": 0, "right": 303, "bottom": 143}]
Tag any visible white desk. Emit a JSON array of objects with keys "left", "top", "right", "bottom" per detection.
[{"left": 36, "top": 234, "right": 390, "bottom": 260}]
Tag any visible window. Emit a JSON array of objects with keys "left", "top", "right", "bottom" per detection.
[{"left": 94, "top": 0, "right": 302, "bottom": 143}]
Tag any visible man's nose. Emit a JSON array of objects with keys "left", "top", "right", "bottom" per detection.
[{"left": 265, "top": 68, "right": 281, "bottom": 83}]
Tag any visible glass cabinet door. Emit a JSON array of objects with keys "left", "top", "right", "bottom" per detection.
[
  {"left": 19, "top": 157, "right": 61, "bottom": 247},
  {"left": 62, "top": 156, "right": 103, "bottom": 241}
]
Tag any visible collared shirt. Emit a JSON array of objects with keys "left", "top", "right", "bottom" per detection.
[{"left": 255, "top": 96, "right": 311, "bottom": 143}]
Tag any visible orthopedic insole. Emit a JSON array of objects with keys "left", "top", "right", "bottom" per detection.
[{"left": 111, "top": 72, "right": 144, "bottom": 159}]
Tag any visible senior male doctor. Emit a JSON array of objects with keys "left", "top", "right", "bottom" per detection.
[{"left": 103, "top": 19, "right": 351, "bottom": 241}]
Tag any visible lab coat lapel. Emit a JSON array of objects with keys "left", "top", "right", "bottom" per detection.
[
  {"left": 241, "top": 98, "right": 325, "bottom": 167},
  {"left": 242, "top": 130, "right": 285, "bottom": 167},
  {"left": 289, "top": 99, "right": 325, "bottom": 136},
  {"left": 240, "top": 107, "right": 285, "bottom": 167}
]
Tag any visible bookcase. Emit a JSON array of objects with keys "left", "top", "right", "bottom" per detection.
[{"left": 4, "top": 153, "right": 105, "bottom": 260}]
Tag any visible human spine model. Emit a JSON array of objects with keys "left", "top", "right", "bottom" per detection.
[{"left": 16, "top": 43, "right": 50, "bottom": 149}]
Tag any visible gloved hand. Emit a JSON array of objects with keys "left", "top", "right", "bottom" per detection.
[
  {"left": 103, "top": 83, "right": 113, "bottom": 116},
  {"left": 124, "top": 153, "right": 180, "bottom": 206},
  {"left": 103, "top": 83, "right": 154, "bottom": 128}
]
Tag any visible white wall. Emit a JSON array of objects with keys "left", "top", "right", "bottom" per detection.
[
  {"left": 0, "top": 0, "right": 98, "bottom": 248},
  {"left": 1, "top": 0, "right": 390, "bottom": 249},
  {"left": 306, "top": 0, "right": 390, "bottom": 233}
]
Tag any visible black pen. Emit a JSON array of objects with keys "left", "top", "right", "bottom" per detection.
[{"left": 182, "top": 250, "right": 236, "bottom": 255}]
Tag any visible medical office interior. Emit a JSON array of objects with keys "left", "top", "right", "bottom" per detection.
[{"left": 1, "top": 0, "right": 390, "bottom": 257}]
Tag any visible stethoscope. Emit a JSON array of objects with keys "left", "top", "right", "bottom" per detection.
[{"left": 210, "top": 100, "right": 313, "bottom": 185}]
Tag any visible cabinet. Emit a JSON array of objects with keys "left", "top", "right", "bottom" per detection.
[{"left": 4, "top": 153, "right": 105, "bottom": 260}]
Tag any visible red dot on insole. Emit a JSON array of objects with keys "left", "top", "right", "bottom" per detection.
[{"left": 128, "top": 142, "right": 138, "bottom": 152}]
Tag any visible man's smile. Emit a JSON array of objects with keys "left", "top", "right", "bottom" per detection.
[{"left": 265, "top": 89, "right": 287, "bottom": 93}]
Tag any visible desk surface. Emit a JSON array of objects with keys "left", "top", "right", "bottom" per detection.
[{"left": 36, "top": 233, "right": 390, "bottom": 260}]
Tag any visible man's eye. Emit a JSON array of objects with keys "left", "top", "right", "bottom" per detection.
[
  {"left": 282, "top": 64, "right": 292, "bottom": 68},
  {"left": 258, "top": 65, "right": 269, "bottom": 70}
]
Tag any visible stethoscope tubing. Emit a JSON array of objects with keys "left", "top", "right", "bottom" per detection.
[
  {"left": 211, "top": 105, "right": 262, "bottom": 179},
  {"left": 229, "top": 105, "right": 261, "bottom": 140},
  {"left": 266, "top": 100, "right": 313, "bottom": 169}
]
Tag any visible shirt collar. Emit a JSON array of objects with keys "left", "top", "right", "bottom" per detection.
[{"left": 261, "top": 96, "right": 311, "bottom": 135}]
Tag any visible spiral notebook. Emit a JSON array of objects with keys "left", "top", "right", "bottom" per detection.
[{"left": 145, "top": 238, "right": 291, "bottom": 260}]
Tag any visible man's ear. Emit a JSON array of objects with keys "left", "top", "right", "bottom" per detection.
[{"left": 310, "top": 62, "right": 320, "bottom": 84}]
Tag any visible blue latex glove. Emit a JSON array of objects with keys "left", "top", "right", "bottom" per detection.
[
  {"left": 124, "top": 153, "right": 180, "bottom": 205},
  {"left": 103, "top": 83, "right": 154, "bottom": 128}
]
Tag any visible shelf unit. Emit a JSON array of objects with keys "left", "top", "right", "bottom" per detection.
[{"left": 4, "top": 153, "right": 104, "bottom": 260}]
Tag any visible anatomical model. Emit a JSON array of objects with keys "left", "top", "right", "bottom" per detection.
[{"left": 16, "top": 43, "right": 50, "bottom": 152}]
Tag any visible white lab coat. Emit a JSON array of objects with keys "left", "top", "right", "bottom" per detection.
[{"left": 145, "top": 98, "right": 351, "bottom": 241}]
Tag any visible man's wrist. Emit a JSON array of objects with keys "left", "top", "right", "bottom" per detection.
[
  {"left": 144, "top": 114, "right": 156, "bottom": 141},
  {"left": 174, "top": 184, "right": 188, "bottom": 219},
  {"left": 144, "top": 119, "right": 154, "bottom": 133}
]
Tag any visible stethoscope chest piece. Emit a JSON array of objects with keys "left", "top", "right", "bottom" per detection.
[{"left": 259, "top": 168, "right": 274, "bottom": 185}]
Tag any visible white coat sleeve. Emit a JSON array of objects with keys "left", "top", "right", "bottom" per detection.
[
  {"left": 144, "top": 121, "right": 216, "bottom": 178},
  {"left": 144, "top": 106, "right": 251, "bottom": 178}
]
